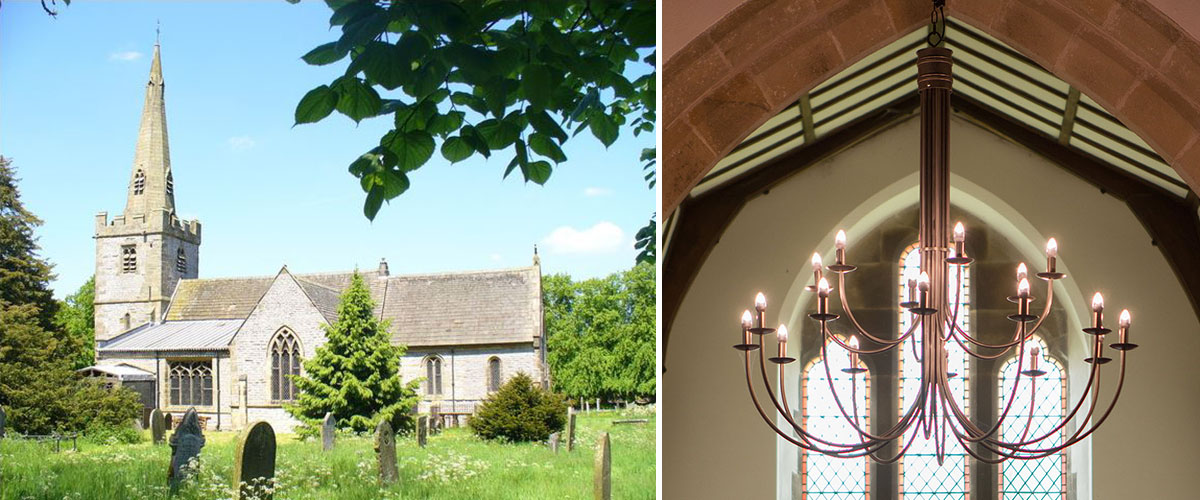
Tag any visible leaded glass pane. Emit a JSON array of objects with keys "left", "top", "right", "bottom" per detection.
[
  {"left": 999, "top": 337, "right": 1066, "bottom": 500},
  {"left": 801, "top": 350, "right": 869, "bottom": 499},
  {"left": 899, "top": 245, "right": 969, "bottom": 499}
]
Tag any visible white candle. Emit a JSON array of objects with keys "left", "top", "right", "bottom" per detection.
[
  {"left": 1046, "top": 238, "right": 1058, "bottom": 273},
  {"left": 835, "top": 230, "right": 847, "bottom": 264},
  {"left": 1016, "top": 263, "right": 1027, "bottom": 283}
]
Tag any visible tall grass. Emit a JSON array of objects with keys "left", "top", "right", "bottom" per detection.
[{"left": 0, "top": 410, "right": 654, "bottom": 499}]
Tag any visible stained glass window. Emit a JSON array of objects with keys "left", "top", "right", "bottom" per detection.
[
  {"left": 800, "top": 340, "right": 870, "bottom": 499},
  {"left": 899, "top": 243, "right": 970, "bottom": 499},
  {"left": 998, "top": 337, "right": 1066, "bottom": 499}
]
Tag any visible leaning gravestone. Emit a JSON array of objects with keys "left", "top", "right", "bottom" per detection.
[
  {"left": 375, "top": 420, "right": 398, "bottom": 485},
  {"left": 594, "top": 432, "right": 611, "bottom": 500},
  {"left": 150, "top": 408, "right": 166, "bottom": 444},
  {"left": 549, "top": 432, "right": 560, "bottom": 454},
  {"left": 429, "top": 405, "right": 440, "bottom": 434},
  {"left": 416, "top": 415, "right": 428, "bottom": 448},
  {"left": 321, "top": 413, "right": 336, "bottom": 452},
  {"left": 566, "top": 409, "right": 578, "bottom": 452},
  {"left": 234, "top": 421, "right": 276, "bottom": 500},
  {"left": 168, "top": 408, "right": 206, "bottom": 492},
  {"left": 0, "top": 406, "right": 6, "bottom": 438}
]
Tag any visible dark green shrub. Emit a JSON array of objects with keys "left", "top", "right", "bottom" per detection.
[
  {"left": 83, "top": 423, "right": 142, "bottom": 445},
  {"left": 469, "top": 372, "right": 567, "bottom": 442}
]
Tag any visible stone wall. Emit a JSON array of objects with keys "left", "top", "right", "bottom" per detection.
[
  {"left": 93, "top": 355, "right": 234, "bottom": 430},
  {"left": 403, "top": 344, "right": 541, "bottom": 414}
]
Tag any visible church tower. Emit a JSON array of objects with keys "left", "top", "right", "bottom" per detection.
[{"left": 94, "top": 41, "right": 201, "bottom": 342}]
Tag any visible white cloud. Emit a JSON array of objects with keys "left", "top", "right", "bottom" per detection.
[
  {"left": 489, "top": 253, "right": 502, "bottom": 262},
  {"left": 541, "top": 222, "right": 625, "bottom": 255},
  {"left": 228, "top": 136, "right": 256, "bottom": 151},
  {"left": 109, "top": 51, "right": 143, "bottom": 62},
  {"left": 583, "top": 187, "right": 613, "bottom": 197}
]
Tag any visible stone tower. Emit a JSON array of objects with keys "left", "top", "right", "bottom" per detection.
[{"left": 94, "top": 42, "right": 201, "bottom": 342}]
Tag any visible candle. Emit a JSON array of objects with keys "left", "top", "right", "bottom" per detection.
[
  {"left": 1016, "top": 263, "right": 1027, "bottom": 283},
  {"left": 1091, "top": 292, "right": 1104, "bottom": 329},
  {"left": 848, "top": 335, "right": 860, "bottom": 369},
  {"left": 907, "top": 277, "right": 917, "bottom": 304},
  {"left": 817, "top": 277, "right": 831, "bottom": 315},
  {"left": 777, "top": 324, "right": 789, "bottom": 359},
  {"left": 1028, "top": 344, "right": 1040, "bottom": 371},
  {"left": 953, "top": 222, "right": 965, "bottom": 257},
  {"left": 1018, "top": 278, "right": 1030, "bottom": 316},
  {"left": 741, "top": 310, "right": 753, "bottom": 345},
  {"left": 835, "top": 230, "right": 847, "bottom": 265},
  {"left": 755, "top": 292, "right": 767, "bottom": 329},
  {"left": 1046, "top": 238, "right": 1058, "bottom": 273},
  {"left": 1119, "top": 309, "right": 1131, "bottom": 344},
  {"left": 811, "top": 252, "right": 824, "bottom": 284},
  {"left": 917, "top": 272, "right": 930, "bottom": 308}
]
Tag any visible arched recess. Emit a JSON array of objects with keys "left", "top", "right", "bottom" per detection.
[
  {"left": 664, "top": 0, "right": 1200, "bottom": 217},
  {"left": 770, "top": 171, "right": 1093, "bottom": 500}
]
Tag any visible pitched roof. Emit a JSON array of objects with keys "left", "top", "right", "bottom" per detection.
[
  {"left": 98, "top": 319, "right": 243, "bottom": 352},
  {"left": 162, "top": 265, "right": 541, "bottom": 347},
  {"left": 77, "top": 363, "right": 156, "bottom": 381}
]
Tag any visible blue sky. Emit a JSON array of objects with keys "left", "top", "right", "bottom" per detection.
[{"left": 1, "top": 1, "right": 655, "bottom": 297}]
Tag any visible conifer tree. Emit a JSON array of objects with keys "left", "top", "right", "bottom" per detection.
[
  {"left": 287, "top": 272, "right": 419, "bottom": 436},
  {"left": 0, "top": 156, "right": 58, "bottom": 330}
]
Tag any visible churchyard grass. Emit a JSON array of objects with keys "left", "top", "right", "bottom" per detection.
[{"left": 0, "top": 409, "right": 654, "bottom": 499}]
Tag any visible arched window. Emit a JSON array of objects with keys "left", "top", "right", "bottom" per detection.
[
  {"left": 270, "top": 328, "right": 301, "bottom": 403},
  {"left": 998, "top": 336, "right": 1066, "bottom": 499},
  {"left": 133, "top": 169, "right": 146, "bottom": 195},
  {"left": 176, "top": 247, "right": 187, "bottom": 274},
  {"left": 121, "top": 245, "right": 137, "bottom": 273},
  {"left": 800, "top": 340, "right": 870, "bottom": 499},
  {"left": 169, "top": 360, "right": 213, "bottom": 407},
  {"left": 898, "top": 243, "right": 970, "bottom": 497},
  {"left": 121, "top": 313, "right": 131, "bottom": 331},
  {"left": 487, "top": 357, "right": 502, "bottom": 392},
  {"left": 425, "top": 356, "right": 443, "bottom": 396}
]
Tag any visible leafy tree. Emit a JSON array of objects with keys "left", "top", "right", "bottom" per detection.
[
  {"left": 469, "top": 372, "right": 566, "bottom": 442},
  {"left": 0, "top": 158, "right": 140, "bottom": 435},
  {"left": 287, "top": 272, "right": 420, "bottom": 436},
  {"left": 545, "top": 262, "right": 654, "bottom": 402},
  {"left": 55, "top": 276, "right": 95, "bottom": 370},
  {"left": 0, "top": 156, "right": 58, "bottom": 330},
  {"left": 291, "top": 0, "right": 655, "bottom": 220}
]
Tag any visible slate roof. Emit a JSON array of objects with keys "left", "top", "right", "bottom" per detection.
[
  {"left": 158, "top": 265, "right": 540, "bottom": 348},
  {"left": 98, "top": 319, "right": 243, "bottom": 352}
]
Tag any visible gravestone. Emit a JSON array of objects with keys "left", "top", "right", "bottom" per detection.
[
  {"left": 416, "top": 415, "right": 428, "bottom": 448},
  {"left": 321, "top": 413, "right": 335, "bottom": 452},
  {"left": 233, "top": 421, "right": 276, "bottom": 500},
  {"left": 168, "top": 408, "right": 206, "bottom": 491},
  {"left": 0, "top": 406, "right": 6, "bottom": 438},
  {"left": 566, "top": 409, "right": 578, "bottom": 452},
  {"left": 150, "top": 408, "right": 166, "bottom": 444},
  {"left": 594, "top": 432, "right": 611, "bottom": 500},
  {"left": 429, "top": 405, "right": 440, "bottom": 434},
  {"left": 549, "top": 432, "right": 560, "bottom": 453},
  {"left": 163, "top": 412, "right": 173, "bottom": 430},
  {"left": 374, "top": 420, "right": 398, "bottom": 485}
]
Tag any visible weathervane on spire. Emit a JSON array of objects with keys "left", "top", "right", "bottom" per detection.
[{"left": 156, "top": 19, "right": 161, "bottom": 46}]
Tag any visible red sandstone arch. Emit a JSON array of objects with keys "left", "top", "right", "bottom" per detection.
[{"left": 663, "top": 0, "right": 1200, "bottom": 218}]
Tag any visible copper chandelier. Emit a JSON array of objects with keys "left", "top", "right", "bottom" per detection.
[{"left": 733, "top": 2, "right": 1137, "bottom": 465}]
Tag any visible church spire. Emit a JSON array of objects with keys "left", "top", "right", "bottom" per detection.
[{"left": 125, "top": 39, "right": 175, "bottom": 216}]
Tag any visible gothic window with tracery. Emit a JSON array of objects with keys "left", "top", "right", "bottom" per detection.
[
  {"left": 998, "top": 336, "right": 1067, "bottom": 499},
  {"left": 425, "top": 356, "right": 443, "bottom": 396},
  {"left": 169, "top": 360, "right": 213, "bottom": 407},
  {"left": 800, "top": 343, "right": 870, "bottom": 499},
  {"left": 121, "top": 245, "right": 137, "bottom": 273},
  {"left": 898, "top": 243, "right": 970, "bottom": 498},
  {"left": 133, "top": 169, "right": 146, "bottom": 195},
  {"left": 270, "top": 328, "right": 301, "bottom": 403}
]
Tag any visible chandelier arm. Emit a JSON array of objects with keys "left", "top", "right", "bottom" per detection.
[
  {"left": 837, "top": 272, "right": 912, "bottom": 347},
  {"left": 758, "top": 336, "right": 884, "bottom": 450},
  {"left": 817, "top": 326, "right": 917, "bottom": 442},
  {"left": 742, "top": 350, "right": 821, "bottom": 450},
  {"left": 827, "top": 319, "right": 918, "bottom": 355},
  {"left": 989, "top": 356, "right": 1103, "bottom": 453},
  {"left": 1007, "top": 351, "right": 1128, "bottom": 455},
  {"left": 950, "top": 280, "right": 1057, "bottom": 351},
  {"left": 1018, "top": 376, "right": 1037, "bottom": 445},
  {"left": 943, "top": 327, "right": 1029, "bottom": 442},
  {"left": 866, "top": 420, "right": 925, "bottom": 464},
  {"left": 988, "top": 346, "right": 1102, "bottom": 450}
]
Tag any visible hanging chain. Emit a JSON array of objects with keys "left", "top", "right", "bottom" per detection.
[{"left": 927, "top": 0, "right": 947, "bottom": 47}]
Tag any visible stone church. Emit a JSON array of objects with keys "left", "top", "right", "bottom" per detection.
[{"left": 86, "top": 44, "right": 548, "bottom": 433}]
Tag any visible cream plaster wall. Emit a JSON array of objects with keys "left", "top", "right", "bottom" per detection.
[{"left": 663, "top": 116, "right": 1200, "bottom": 499}]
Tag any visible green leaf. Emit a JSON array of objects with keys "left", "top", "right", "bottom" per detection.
[
  {"left": 528, "top": 110, "right": 568, "bottom": 142},
  {"left": 529, "top": 133, "right": 567, "bottom": 163},
  {"left": 427, "top": 110, "right": 465, "bottom": 137},
  {"left": 440, "top": 136, "right": 474, "bottom": 163},
  {"left": 522, "top": 64, "right": 554, "bottom": 110},
  {"left": 302, "top": 42, "right": 349, "bottom": 66},
  {"left": 334, "top": 78, "right": 382, "bottom": 123},
  {"left": 460, "top": 125, "right": 491, "bottom": 159},
  {"left": 379, "top": 169, "right": 409, "bottom": 200},
  {"left": 589, "top": 113, "right": 618, "bottom": 147},
  {"left": 336, "top": 7, "right": 389, "bottom": 53},
  {"left": 568, "top": 87, "right": 599, "bottom": 123},
  {"left": 364, "top": 184, "right": 384, "bottom": 220},
  {"left": 523, "top": 160, "right": 552, "bottom": 185},
  {"left": 382, "top": 129, "right": 435, "bottom": 171},
  {"left": 360, "top": 42, "right": 407, "bottom": 90},
  {"left": 295, "top": 85, "right": 338, "bottom": 125},
  {"left": 476, "top": 119, "right": 520, "bottom": 150}
]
